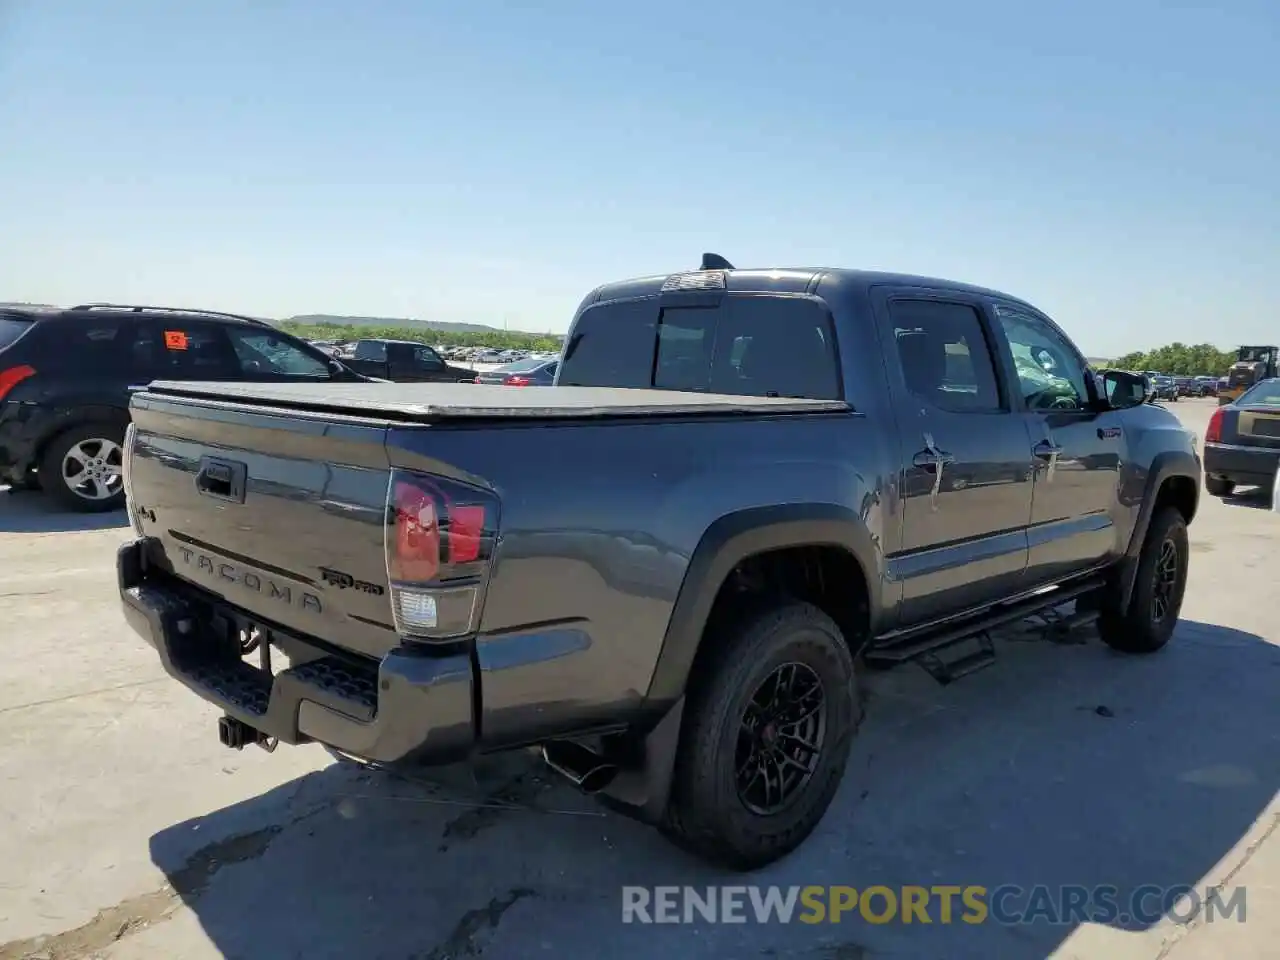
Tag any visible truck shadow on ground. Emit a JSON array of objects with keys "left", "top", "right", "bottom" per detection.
[
  {"left": 141, "top": 618, "right": 1280, "bottom": 960},
  {"left": 0, "top": 488, "right": 129, "bottom": 533},
  {"left": 1220, "top": 488, "right": 1274, "bottom": 510}
]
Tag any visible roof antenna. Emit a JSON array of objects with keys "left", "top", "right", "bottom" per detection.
[{"left": 700, "top": 252, "right": 735, "bottom": 271}]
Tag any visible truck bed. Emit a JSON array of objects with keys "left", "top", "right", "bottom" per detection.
[
  {"left": 145, "top": 380, "right": 850, "bottom": 421},
  {"left": 125, "top": 380, "right": 858, "bottom": 668}
]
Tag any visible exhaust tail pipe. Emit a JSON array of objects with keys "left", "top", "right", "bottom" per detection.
[{"left": 542, "top": 741, "right": 618, "bottom": 795}]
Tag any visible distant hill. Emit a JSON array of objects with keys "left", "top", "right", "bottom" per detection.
[
  {"left": 281, "top": 314, "right": 501, "bottom": 334},
  {"left": 0, "top": 301, "right": 60, "bottom": 312}
]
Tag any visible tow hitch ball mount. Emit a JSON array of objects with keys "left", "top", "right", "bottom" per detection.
[{"left": 217, "top": 715, "right": 278, "bottom": 753}]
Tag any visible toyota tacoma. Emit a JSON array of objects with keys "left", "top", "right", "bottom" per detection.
[{"left": 117, "top": 256, "right": 1201, "bottom": 869}]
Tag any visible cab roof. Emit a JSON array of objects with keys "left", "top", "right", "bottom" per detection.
[{"left": 583, "top": 264, "right": 1028, "bottom": 310}]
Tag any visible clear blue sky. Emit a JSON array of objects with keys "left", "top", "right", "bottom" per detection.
[{"left": 1, "top": 0, "right": 1275, "bottom": 355}]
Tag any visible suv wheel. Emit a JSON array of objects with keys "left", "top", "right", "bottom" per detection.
[
  {"left": 40, "top": 423, "right": 127, "bottom": 512},
  {"left": 661, "top": 600, "right": 859, "bottom": 870},
  {"left": 1204, "top": 476, "right": 1235, "bottom": 497},
  {"left": 1096, "top": 506, "right": 1189, "bottom": 654}
]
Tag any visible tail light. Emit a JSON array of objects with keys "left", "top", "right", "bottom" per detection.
[
  {"left": 504, "top": 375, "right": 532, "bottom": 386},
  {"left": 1205, "top": 408, "right": 1224, "bottom": 444},
  {"left": 385, "top": 470, "right": 499, "bottom": 641},
  {"left": 0, "top": 365, "right": 35, "bottom": 402}
]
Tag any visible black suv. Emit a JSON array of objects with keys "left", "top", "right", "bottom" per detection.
[{"left": 0, "top": 304, "right": 368, "bottom": 512}]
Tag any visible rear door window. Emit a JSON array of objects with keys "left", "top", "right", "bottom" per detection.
[
  {"left": 888, "top": 300, "right": 1002, "bottom": 412},
  {"left": 138, "top": 322, "right": 241, "bottom": 378},
  {"left": 558, "top": 294, "right": 841, "bottom": 399},
  {"left": 0, "top": 317, "right": 33, "bottom": 351},
  {"left": 354, "top": 340, "right": 388, "bottom": 361},
  {"left": 31, "top": 319, "right": 136, "bottom": 376}
]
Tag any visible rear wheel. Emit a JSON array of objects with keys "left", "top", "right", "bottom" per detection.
[
  {"left": 1204, "top": 476, "right": 1235, "bottom": 497},
  {"left": 40, "top": 423, "right": 127, "bottom": 512},
  {"left": 1096, "top": 506, "right": 1188, "bottom": 654},
  {"left": 661, "top": 601, "right": 858, "bottom": 870}
]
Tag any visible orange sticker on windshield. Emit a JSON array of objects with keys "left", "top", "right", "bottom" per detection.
[{"left": 164, "top": 330, "right": 188, "bottom": 350}]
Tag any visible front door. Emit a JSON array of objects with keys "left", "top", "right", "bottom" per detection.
[
  {"left": 876, "top": 292, "right": 1037, "bottom": 627},
  {"left": 987, "top": 302, "right": 1124, "bottom": 584}
]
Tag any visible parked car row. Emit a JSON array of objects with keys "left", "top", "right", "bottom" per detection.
[
  {"left": 0, "top": 303, "right": 375, "bottom": 512},
  {"left": 0, "top": 306, "right": 573, "bottom": 513},
  {"left": 308, "top": 339, "right": 559, "bottom": 369},
  {"left": 1136, "top": 372, "right": 1220, "bottom": 402}
]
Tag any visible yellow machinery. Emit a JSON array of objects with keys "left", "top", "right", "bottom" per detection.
[{"left": 1219, "top": 345, "right": 1278, "bottom": 405}]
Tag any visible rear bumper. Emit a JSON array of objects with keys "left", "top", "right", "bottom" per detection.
[
  {"left": 117, "top": 538, "right": 475, "bottom": 764},
  {"left": 1203, "top": 442, "right": 1280, "bottom": 486}
]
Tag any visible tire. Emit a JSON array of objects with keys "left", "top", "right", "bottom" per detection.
[
  {"left": 660, "top": 600, "right": 859, "bottom": 871},
  {"left": 1204, "top": 476, "right": 1235, "bottom": 498},
  {"left": 1096, "top": 506, "right": 1189, "bottom": 654},
  {"left": 39, "top": 422, "right": 127, "bottom": 513}
]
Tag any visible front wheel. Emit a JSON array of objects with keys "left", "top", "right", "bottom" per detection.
[
  {"left": 39, "top": 423, "right": 127, "bottom": 513},
  {"left": 1097, "top": 507, "right": 1189, "bottom": 654},
  {"left": 661, "top": 601, "right": 859, "bottom": 870}
]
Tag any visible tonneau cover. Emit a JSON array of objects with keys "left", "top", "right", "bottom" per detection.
[{"left": 142, "top": 380, "right": 850, "bottom": 421}]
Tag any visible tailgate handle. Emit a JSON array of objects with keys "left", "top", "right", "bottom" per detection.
[{"left": 196, "top": 457, "right": 247, "bottom": 503}]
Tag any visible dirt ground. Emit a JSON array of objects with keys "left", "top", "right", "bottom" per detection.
[{"left": 1, "top": 397, "right": 1276, "bottom": 960}]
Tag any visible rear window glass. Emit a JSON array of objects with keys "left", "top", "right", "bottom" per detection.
[
  {"left": 500, "top": 357, "right": 550, "bottom": 373},
  {"left": 0, "top": 317, "right": 33, "bottom": 350},
  {"left": 24, "top": 320, "right": 130, "bottom": 370},
  {"left": 558, "top": 300, "right": 657, "bottom": 388},
  {"left": 354, "top": 340, "right": 388, "bottom": 361},
  {"left": 1239, "top": 380, "right": 1280, "bottom": 406},
  {"left": 558, "top": 295, "right": 840, "bottom": 399}
]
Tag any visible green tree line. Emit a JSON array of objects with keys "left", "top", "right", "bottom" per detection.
[
  {"left": 1109, "top": 342, "right": 1241, "bottom": 377},
  {"left": 278, "top": 321, "right": 565, "bottom": 353}
]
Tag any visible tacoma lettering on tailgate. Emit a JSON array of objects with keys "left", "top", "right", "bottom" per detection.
[{"left": 177, "top": 546, "right": 323, "bottom": 614}]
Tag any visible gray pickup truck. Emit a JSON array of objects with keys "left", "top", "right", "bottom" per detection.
[{"left": 117, "top": 257, "right": 1201, "bottom": 869}]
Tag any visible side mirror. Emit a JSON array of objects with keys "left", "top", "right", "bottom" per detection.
[{"left": 1101, "top": 370, "right": 1148, "bottom": 409}]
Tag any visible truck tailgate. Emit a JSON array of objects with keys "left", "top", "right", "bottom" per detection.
[{"left": 127, "top": 391, "right": 399, "bottom": 659}]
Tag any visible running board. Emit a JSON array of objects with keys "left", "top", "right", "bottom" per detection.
[
  {"left": 917, "top": 632, "right": 995, "bottom": 685},
  {"left": 865, "top": 576, "right": 1106, "bottom": 681}
]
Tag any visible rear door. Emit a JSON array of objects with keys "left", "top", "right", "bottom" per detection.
[
  {"left": 13, "top": 315, "right": 141, "bottom": 412},
  {"left": 872, "top": 289, "right": 1036, "bottom": 626},
  {"left": 135, "top": 320, "right": 243, "bottom": 381},
  {"left": 385, "top": 343, "right": 427, "bottom": 381}
]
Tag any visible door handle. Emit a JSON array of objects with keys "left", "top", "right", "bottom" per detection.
[
  {"left": 913, "top": 449, "right": 956, "bottom": 470},
  {"left": 195, "top": 457, "right": 247, "bottom": 504},
  {"left": 913, "top": 434, "right": 954, "bottom": 511},
  {"left": 1033, "top": 440, "right": 1063, "bottom": 482}
]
